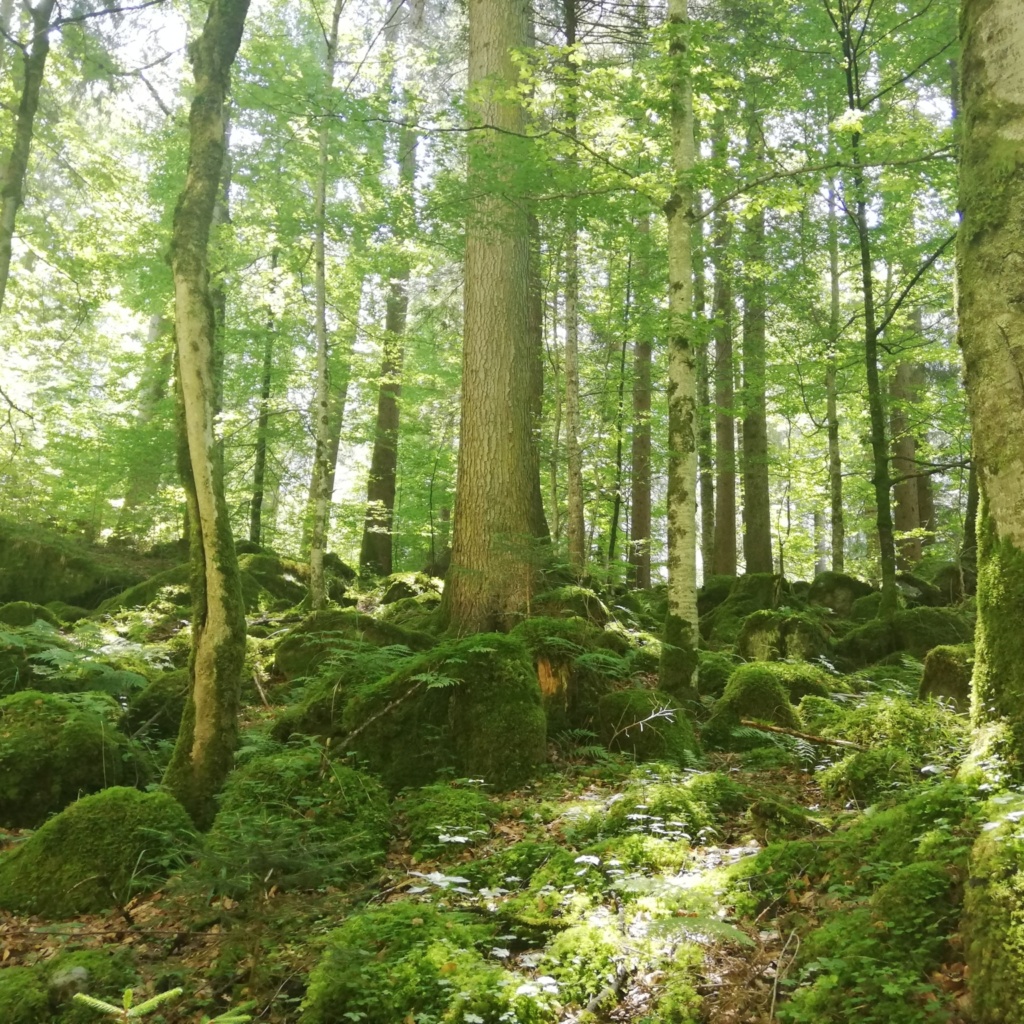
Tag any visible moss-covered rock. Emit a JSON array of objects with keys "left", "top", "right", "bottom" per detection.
[
  {"left": 931, "top": 562, "right": 966, "bottom": 605},
  {"left": 98, "top": 564, "right": 267, "bottom": 616},
  {"left": 0, "top": 691, "right": 134, "bottom": 828},
  {"left": 807, "top": 570, "right": 874, "bottom": 617},
  {"left": 919, "top": 643, "right": 974, "bottom": 712},
  {"left": 44, "top": 949, "right": 138, "bottom": 1024},
  {"left": 125, "top": 668, "right": 189, "bottom": 739},
  {"left": 696, "top": 574, "right": 735, "bottom": 619},
  {"left": 696, "top": 650, "right": 737, "bottom": 699},
  {"left": 533, "top": 585, "right": 611, "bottom": 626},
  {"left": 0, "top": 601, "right": 60, "bottom": 627},
  {"left": 736, "top": 609, "right": 829, "bottom": 663},
  {"left": 396, "top": 780, "right": 499, "bottom": 857},
  {"left": 44, "top": 601, "right": 91, "bottom": 624},
  {"left": 202, "top": 747, "right": 389, "bottom": 896},
  {"left": 379, "top": 571, "right": 441, "bottom": 605},
  {"left": 850, "top": 591, "right": 883, "bottom": 621},
  {"left": 238, "top": 552, "right": 308, "bottom": 605},
  {"left": 273, "top": 609, "right": 434, "bottom": 681},
  {"left": 965, "top": 795, "right": 1024, "bottom": 1024},
  {"left": 375, "top": 592, "right": 443, "bottom": 634},
  {"left": 0, "top": 968, "right": 49, "bottom": 1024},
  {"left": 344, "top": 633, "right": 547, "bottom": 792},
  {"left": 834, "top": 606, "right": 974, "bottom": 669},
  {"left": 596, "top": 688, "right": 699, "bottom": 765},
  {"left": 818, "top": 746, "right": 917, "bottom": 804},
  {"left": 0, "top": 787, "right": 193, "bottom": 916},
  {"left": 700, "top": 573, "right": 789, "bottom": 646},
  {"left": 703, "top": 663, "right": 802, "bottom": 749}
]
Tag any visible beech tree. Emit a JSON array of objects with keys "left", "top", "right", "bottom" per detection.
[{"left": 163, "top": 0, "right": 251, "bottom": 828}]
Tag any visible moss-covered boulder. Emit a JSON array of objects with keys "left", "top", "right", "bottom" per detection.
[
  {"left": 533, "top": 585, "right": 611, "bottom": 626},
  {"left": 807, "top": 571, "right": 874, "bottom": 617},
  {"left": 700, "top": 573, "right": 789, "bottom": 646},
  {"left": 919, "top": 643, "right": 974, "bottom": 712},
  {"left": 703, "top": 663, "right": 802, "bottom": 749},
  {"left": 896, "top": 572, "right": 944, "bottom": 608},
  {"left": 697, "top": 574, "right": 735, "bottom": 619},
  {"left": 736, "top": 609, "right": 830, "bottom": 663},
  {"left": 238, "top": 552, "right": 308, "bottom": 605},
  {"left": 965, "top": 795, "right": 1024, "bottom": 1024},
  {"left": 0, "top": 968, "right": 49, "bottom": 1024},
  {"left": 0, "top": 691, "right": 135, "bottom": 828},
  {"left": 834, "top": 606, "right": 973, "bottom": 669},
  {"left": 273, "top": 609, "right": 434, "bottom": 681},
  {"left": 44, "top": 601, "right": 91, "bottom": 624},
  {"left": 0, "top": 601, "right": 60, "bottom": 627},
  {"left": 596, "top": 688, "right": 699, "bottom": 765},
  {"left": 395, "top": 780, "right": 499, "bottom": 858},
  {"left": 344, "top": 633, "right": 547, "bottom": 792},
  {"left": 98, "top": 564, "right": 267, "bottom": 616},
  {"left": 125, "top": 668, "right": 189, "bottom": 739},
  {"left": 44, "top": 949, "right": 138, "bottom": 1024},
  {"left": 697, "top": 650, "right": 737, "bottom": 699},
  {"left": 0, "top": 787, "right": 193, "bottom": 916},
  {"left": 202, "top": 748, "right": 389, "bottom": 896},
  {"left": 375, "top": 591, "right": 443, "bottom": 632},
  {"left": 931, "top": 562, "right": 966, "bottom": 605},
  {"left": 379, "top": 571, "right": 441, "bottom": 605},
  {"left": 850, "top": 591, "right": 883, "bottom": 621}
]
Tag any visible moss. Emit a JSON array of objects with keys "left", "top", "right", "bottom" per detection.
[
  {"left": 0, "top": 600, "right": 60, "bottom": 627},
  {"left": 379, "top": 571, "right": 441, "bottom": 604},
  {"left": 273, "top": 608, "right": 434, "bottom": 680},
  {"left": 807, "top": 570, "right": 874, "bottom": 617},
  {"left": 919, "top": 643, "right": 974, "bottom": 712},
  {"left": 45, "top": 601, "right": 91, "bottom": 623},
  {"left": 835, "top": 606, "right": 974, "bottom": 669},
  {"left": 747, "top": 796, "right": 821, "bottom": 844},
  {"left": 396, "top": 780, "right": 499, "bottom": 857},
  {"left": 0, "top": 968, "right": 49, "bottom": 1024},
  {"left": 700, "top": 573, "right": 789, "bottom": 647},
  {"left": 543, "top": 923, "right": 621, "bottom": 1006},
  {"left": 850, "top": 591, "right": 882, "bottom": 621},
  {"left": 736, "top": 609, "right": 829, "bottom": 663},
  {"left": 596, "top": 688, "right": 699, "bottom": 766},
  {"left": 533, "top": 585, "right": 611, "bottom": 625},
  {"left": 696, "top": 650, "right": 736, "bottom": 699},
  {"left": 702, "top": 663, "right": 802, "bottom": 750},
  {"left": 238, "top": 552, "right": 308, "bottom": 605},
  {"left": 696, "top": 574, "right": 735, "bottom": 618},
  {"left": 0, "top": 690, "right": 135, "bottom": 828},
  {"left": 650, "top": 943, "right": 704, "bottom": 1023},
  {"left": 964, "top": 795, "right": 1024, "bottom": 1023},
  {"left": 98, "top": 563, "right": 267, "bottom": 615},
  {"left": 343, "top": 632, "right": 547, "bottom": 792},
  {"left": 660, "top": 611, "right": 699, "bottom": 701},
  {"left": 45, "top": 949, "right": 138, "bottom": 1024},
  {"left": 125, "top": 668, "right": 189, "bottom": 739},
  {"left": 818, "top": 746, "right": 916, "bottom": 804},
  {"left": 375, "top": 591, "right": 443, "bottom": 632},
  {"left": 0, "top": 787, "right": 193, "bottom": 917},
  {"left": 201, "top": 747, "right": 389, "bottom": 896}
]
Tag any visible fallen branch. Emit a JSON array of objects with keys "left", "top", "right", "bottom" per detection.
[{"left": 739, "top": 720, "right": 867, "bottom": 751}]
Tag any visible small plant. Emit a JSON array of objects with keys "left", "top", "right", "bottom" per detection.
[{"left": 73, "top": 987, "right": 253, "bottom": 1022}]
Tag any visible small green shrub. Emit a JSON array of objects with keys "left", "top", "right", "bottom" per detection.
[
  {"left": 543, "top": 923, "right": 621, "bottom": 1006},
  {"left": 397, "top": 780, "right": 499, "bottom": 857},
  {"left": 818, "top": 746, "right": 917, "bottom": 804}
]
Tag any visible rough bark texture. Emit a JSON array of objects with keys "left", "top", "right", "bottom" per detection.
[
  {"left": 958, "top": 0, "right": 1024, "bottom": 764},
  {"left": 442, "top": 0, "right": 536, "bottom": 634},
  {"left": 0, "top": 0, "right": 54, "bottom": 318},
  {"left": 661, "top": 0, "right": 699, "bottom": 701},
  {"left": 164, "top": 0, "right": 250, "bottom": 829},
  {"left": 826, "top": 184, "right": 845, "bottom": 571}
]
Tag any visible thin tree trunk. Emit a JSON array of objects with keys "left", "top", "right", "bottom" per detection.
[
  {"left": 308, "top": 0, "right": 346, "bottom": 610},
  {"left": 629, "top": 218, "right": 653, "bottom": 588},
  {"left": 442, "top": 0, "right": 536, "bottom": 633},
  {"left": 694, "top": 204, "right": 714, "bottom": 579},
  {"left": 826, "top": 183, "right": 845, "bottom": 572},
  {"left": 249, "top": 323, "right": 275, "bottom": 547},
  {"left": 890, "top": 359, "right": 922, "bottom": 568},
  {"left": 164, "top": 0, "right": 251, "bottom": 829},
  {"left": 0, "top": 0, "right": 55, "bottom": 319},
  {"left": 740, "top": 112, "right": 773, "bottom": 573},
  {"left": 608, "top": 250, "right": 632, "bottom": 566},
  {"left": 661, "top": 0, "right": 699, "bottom": 701}
]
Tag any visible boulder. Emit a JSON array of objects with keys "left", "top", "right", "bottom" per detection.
[
  {"left": 700, "top": 573, "right": 790, "bottom": 646},
  {"left": 807, "top": 571, "right": 874, "bottom": 618},
  {"left": 596, "top": 688, "right": 699, "bottom": 765},
  {"left": 737, "top": 609, "right": 830, "bottom": 663},
  {"left": 919, "top": 643, "right": 974, "bottom": 712}
]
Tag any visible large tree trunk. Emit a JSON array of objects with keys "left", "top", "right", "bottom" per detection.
[
  {"left": 660, "top": 0, "right": 699, "bottom": 701},
  {"left": 740, "top": 113, "right": 773, "bottom": 573},
  {"left": 164, "top": 0, "right": 250, "bottom": 829},
  {"left": 958, "top": 0, "right": 1024, "bottom": 762},
  {"left": 826, "top": 183, "right": 845, "bottom": 572},
  {"left": 0, "top": 0, "right": 55, "bottom": 319},
  {"left": 629, "top": 218, "right": 653, "bottom": 589},
  {"left": 442, "top": 0, "right": 536, "bottom": 634}
]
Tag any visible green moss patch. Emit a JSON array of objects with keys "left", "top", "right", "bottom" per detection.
[
  {"left": 818, "top": 746, "right": 917, "bottom": 804},
  {"left": 596, "top": 689, "right": 699, "bottom": 766},
  {"left": 0, "top": 968, "right": 49, "bottom": 1024},
  {"left": 700, "top": 573, "right": 790, "bottom": 647},
  {"left": 0, "top": 787, "right": 194, "bottom": 917},
  {"left": 125, "top": 668, "right": 189, "bottom": 739},
  {"left": 919, "top": 643, "right": 974, "bottom": 712},
  {"left": 396, "top": 780, "right": 499, "bottom": 858},
  {"left": 736, "top": 609, "right": 830, "bottom": 663},
  {"left": 702, "top": 663, "right": 803, "bottom": 750},
  {"left": 834, "top": 606, "right": 973, "bottom": 669},
  {"left": 44, "top": 949, "right": 138, "bottom": 1024},
  {"left": 807, "top": 571, "right": 874, "bottom": 617},
  {"left": 533, "top": 585, "right": 611, "bottom": 625},
  {"left": 0, "top": 601, "right": 60, "bottom": 627}
]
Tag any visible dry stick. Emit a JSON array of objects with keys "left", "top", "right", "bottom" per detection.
[
  {"left": 738, "top": 719, "right": 867, "bottom": 751},
  {"left": 251, "top": 669, "right": 271, "bottom": 709},
  {"left": 336, "top": 677, "right": 426, "bottom": 750}
]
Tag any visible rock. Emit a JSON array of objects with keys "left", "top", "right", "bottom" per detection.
[
  {"left": 834, "top": 606, "right": 974, "bottom": 669},
  {"left": 0, "top": 601, "right": 60, "bottom": 627},
  {"left": 532, "top": 585, "right": 611, "bottom": 626},
  {"left": 736, "top": 609, "right": 830, "bottom": 663},
  {"left": 919, "top": 643, "right": 974, "bottom": 712},
  {"left": 703, "top": 662, "right": 805, "bottom": 750},
  {"left": 379, "top": 571, "right": 441, "bottom": 605},
  {"left": 700, "top": 573, "right": 790, "bottom": 646},
  {"left": 125, "top": 668, "right": 189, "bottom": 739},
  {"left": 807, "top": 571, "right": 874, "bottom": 617},
  {"left": 238, "top": 552, "right": 308, "bottom": 606},
  {"left": 596, "top": 688, "right": 699, "bottom": 765},
  {"left": 896, "top": 572, "right": 943, "bottom": 607},
  {"left": 98, "top": 564, "right": 269, "bottom": 615}
]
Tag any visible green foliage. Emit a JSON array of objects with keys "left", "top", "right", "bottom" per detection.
[
  {"left": 644, "top": 943, "right": 703, "bottom": 1023},
  {"left": 696, "top": 650, "right": 737, "bottom": 699},
  {"left": 45, "top": 949, "right": 138, "bottom": 1024},
  {"left": 201, "top": 744, "right": 389, "bottom": 897},
  {"left": 0, "top": 600, "right": 60, "bottom": 627},
  {"left": 918, "top": 643, "right": 973, "bottom": 711},
  {"left": 702, "top": 663, "right": 802, "bottom": 750},
  {"left": 397, "top": 780, "right": 499, "bottom": 858},
  {"left": 0, "top": 787, "right": 194, "bottom": 917},
  {"left": 543, "top": 923, "right": 620, "bottom": 1006},
  {"left": 700, "top": 574, "right": 789, "bottom": 647},
  {"left": 0, "top": 968, "right": 49, "bottom": 1024},
  {"left": 818, "top": 746, "right": 917, "bottom": 804},
  {"left": 596, "top": 689, "right": 699, "bottom": 766},
  {"left": 736, "top": 609, "right": 830, "bottom": 663}
]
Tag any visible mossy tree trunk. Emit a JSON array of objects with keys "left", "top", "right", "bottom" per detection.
[
  {"left": 0, "top": 0, "right": 55, "bottom": 319},
  {"left": 661, "top": 0, "right": 699, "bottom": 702},
  {"left": 442, "top": 0, "right": 537, "bottom": 634},
  {"left": 958, "top": 0, "right": 1024, "bottom": 765},
  {"left": 165, "top": 0, "right": 250, "bottom": 830}
]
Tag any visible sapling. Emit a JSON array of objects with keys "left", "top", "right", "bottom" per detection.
[{"left": 72, "top": 986, "right": 253, "bottom": 1022}]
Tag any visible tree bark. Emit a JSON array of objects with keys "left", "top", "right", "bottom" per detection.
[
  {"left": 890, "top": 359, "right": 923, "bottom": 568},
  {"left": 694, "top": 211, "right": 715, "bottom": 579},
  {"left": 629, "top": 218, "right": 653, "bottom": 588},
  {"left": 249, "top": 321, "right": 275, "bottom": 547},
  {"left": 164, "top": 0, "right": 250, "bottom": 829},
  {"left": 0, "top": 0, "right": 55, "bottom": 319},
  {"left": 826, "top": 183, "right": 845, "bottom": 572},
  {"left": 661, "top": 0, "right": 699, "bottom": 701},
  {"left": 958, "top": 0, "right": 1024, "bottom": 761},
  {"left": 442, "top": 0, "right": 536, "bottom": 634}
]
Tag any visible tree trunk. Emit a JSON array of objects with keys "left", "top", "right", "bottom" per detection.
[
  {"left": 629, "top": 218, "right": 653, "bottom": 588},
  {"left": 890, "top": 360, "right": 922, "bottom": 568},
  {"left": 740, "top": 113, "right": 773, "bottom": 573},
  {"left": 660, "top": 0, "right": 699, "bottom": 701},
  {"left": 694, "top": 207, "right": 715, "bottom": 579},
  {"left": 0, "top": 0, "right": 55, "bottom": 319},
  {"left": 307, "top": 0, "right": 346, "bottom": 610},
  {"left": 958, "top": 0, "right": 1024, "bottom": 761},
  {"left": 826, "top": 183, "right": 845, "bottom": 572},
  {"left": 441, "top": 0, "right": 536, "bottom": 634},
  {"left": 249, "top": 323, "right": 275, "bottom": 547},
  {"left": 163, "top": 0, "right": 250, "bottom": 829},
  {"left": 608, "top": 248, "right": 631, "bottom": 566}
]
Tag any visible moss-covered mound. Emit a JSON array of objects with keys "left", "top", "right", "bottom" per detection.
[
  {"left": 702, "top": 663, "right": 803, "bottom": 749},
  {"left": 0, "top": 601, "right": 60, "bottom": 627},
  {"left": 344, "top": 633, "right": 547, "bottom": 792},
  {"left": 44, "top": 601, "right": 91, "bottom": 624},
  {"left": 807, "top": 570, "right": 874, "bottom": 617},
  {"left": 0, "top": 691, "right": 135, "bottom": 828},
  {"left": 375, "top": 591, "right": 443, "bottom": 632},
  {"left": 965, "top": 795, "right": 1024, "bottom": 1024},
  {"left": 0, "top": 968, "right": 49, "bottom": 1024},
  {"left": 700, "top": 573, "right": 789, "bottom": 646},
  {"left": 379, "top": 571, "right": 442, "bottom": 605},
  {"left": 43, "top": 949, "right": 138, "bottom": 1024},
  {"left": 238, "top": 552, "right": 308, "bottom": 606},
  {"left": 98, "top": 564, "right": 267, "bottom": 616},
  {"left": 919, "top": 643, "right": 973, "bottom": 712},
  {"left": 273, "top": 608, "right": 434, "bottom": 680},
  {"left": 834, "top": 605, "right": 974, "bottom": 668},
  {"left": 202, "top": 747, "right": 389, "bottom": 896},
  {"left": 511, "top": 616, "right": 626, "bottom": 733},
  {"left": 696, "top": 650, "right": 737, "bottom": 699},
  {"left": 736, "top": 609, "right": 830, "bottom": 663},
  {"left": 533, "top": 585, "right": 611, "bottom": 626},
  {"left": 0, "top": 787, "right": 193, "bottom": 917},
  {"left": 596, "top": 688, "right": 699, "bottom": 765},
  {"left": 396, "top": 780, "right": 499, "bottom": 858},
  {"left": 818, "top": 746, "right": 916, "bottom": 804},
  {"left": 125, "top": 668, "right": 189, "bottom": 739}
]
